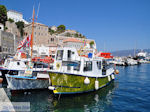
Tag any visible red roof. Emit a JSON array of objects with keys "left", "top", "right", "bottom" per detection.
[{"left": 63, "top": 38, "right": 83, "bottom": 43}]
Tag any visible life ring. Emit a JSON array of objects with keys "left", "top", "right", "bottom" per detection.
[{"left": 56, "top": 62, "right": 61, "bottom": 70}]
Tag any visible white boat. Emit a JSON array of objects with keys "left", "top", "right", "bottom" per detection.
[
  {"left": 0, "top": 58, "right": 51, "bottom": 84},
  {"left": 5, "top": 70, "right": 49, "bottom": 91},
  {"left": 48, "top": 47, "right": 118, "bottom": 94},
  {"left": 109, "top": 57, "right": 125, "bottom": 66},
  {"left": 2, "top": 8, "right": 51, "bottom": 91},
  {"left": 125, "top": 58, "right": 138, "bottom": 66}
]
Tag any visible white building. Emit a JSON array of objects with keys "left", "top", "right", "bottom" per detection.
[
  {"left": 7, "top": 10, "right": 28, "bottom": 24},
  {"left": 63, "top": 37, "right": 84, "bottom": 50},
  {"left": 50, "top": 26, "right": 57, "bottom": 31},
  {"left": 33, "top": 45, "right": 50, "bottom": 58}
]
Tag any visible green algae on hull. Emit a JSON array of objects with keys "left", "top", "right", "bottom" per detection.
[{"left": 49, "top": 72, "right": 114, "bottom": 94}]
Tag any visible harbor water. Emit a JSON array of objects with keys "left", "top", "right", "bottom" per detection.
[{"left": 5, "top": 64, "right": 150, "bottom": 112}]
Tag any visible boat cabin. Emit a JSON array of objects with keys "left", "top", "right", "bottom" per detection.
[{"left": 53, "top": 47, "right": 113, "bottom": 77}]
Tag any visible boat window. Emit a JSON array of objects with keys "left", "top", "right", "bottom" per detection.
[
  {"left": 84, "top": 61, "right": 92, "bottom": 71},
  {"left": 43, "top": 64, "right": 48, "bottom": 68},
  {"left": 56, "top": 50, "right": 63, "bottom": 60},
  {"left": 34, "top": 63, "right": 48, "bottom": 68},
  {"left": 52, "top": 55, "right": 55, "bottom": 58},
  {"left": 24, "top": 62, "right": 27, "bottom": 65},
  {"left": 97, "top": 61, "right": 101, "bottom": 70},
  {"left": 74, "top": 62, "right": 80, "bottom": 71},
  {"left": 17, "top": 62, "right": 20, "bottom": 65},
  {"left": 67, "top": 66, "right": 71, "bottom": 71},
  {"left": 102, "top": 60, "right": 108, "bottom": 70},
  {"left": 4, "top": 60, "right": 10, "bottom": 67},
  {"left": 68, "top": 50, "right": 71, "bottom": 60}
]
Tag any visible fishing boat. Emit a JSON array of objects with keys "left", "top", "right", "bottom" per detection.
[
  {"left": 5, "top": 65, "right": 49, "bottom": 91},
  {"left": 4, "top": 7, "right": 50, "bottom": 91},
  {"left": 48, "top": 47, "right": 118, "bottom": 94}
]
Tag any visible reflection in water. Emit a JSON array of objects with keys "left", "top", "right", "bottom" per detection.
[
  {"left": 6, "top": 64, "right": 150, "bottom": 112},
  {"left": 52, "top": 81, "right": 117, "bottom": 112},
  {"left": 9, "top": 82, "right": 117, "bottom": 112}
]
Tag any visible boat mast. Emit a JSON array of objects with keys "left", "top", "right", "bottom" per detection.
[{"left": 31, "top": 7, "right": 35, "bottom": 60}]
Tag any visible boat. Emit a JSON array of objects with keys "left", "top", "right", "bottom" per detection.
[
  {"left": 48, "top": 47, "right": 118, "bottom": 94},
  {"left": 4, "top": 7, "right": 51, "bottom": 91},
  {"left": 109, "top": 57, "right": 125, "bottom": 66},
  {"left": 0, "top": 57, "right": 51, "bottom": 85},
  {"left": 136, "top": 51, "right": 148, "bottom": 63},
  {"left": 5, "top": 66, "right": 49, "bottom": 91},
  {"left": 0, "top": 78, "right": 3, "bottom": 88},
  {"left": 125, "top": 58, "right": 138, "bottom": 66}
]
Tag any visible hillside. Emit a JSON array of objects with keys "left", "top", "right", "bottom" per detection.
[{"left": 111, "top": 49, "right": 150, "bottom": 57}]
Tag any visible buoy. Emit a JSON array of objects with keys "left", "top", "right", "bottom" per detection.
[
  {"left": 115, "top": 69, "right": 119, "bottom": 74},
  {"left": 108, "top": 75, "right": 111, "bottom": 81},
  {"left": 111, "top": 74, "right": 115, "bottom": 79},
  {"left": 0, "top": 71, "right": 2, "bottom": 76},
  {"left": 49, "top": 78, "right": 51, "bottom": 85},
  {"left": 84, "top": 77, "right": 90, "bottom": 85},
  {"left": 0, "top": 78, "right": 3, "bottom": 84},
  {"left": 95, "top": 80, "right": 99, "bottom": 90},
  {"left": 48, "top": 86, "right": 55, "bottom": 90}
]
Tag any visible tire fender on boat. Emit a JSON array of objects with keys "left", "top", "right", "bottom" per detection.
[
  {"left": 111, "top": 74, "right": 115, "bottom": 79},
  {"left": 108, "top": 75, "right": 111, "bottom": 81},
  {"left": 95, "top": 80, "right": 99, "bottom": 90}
]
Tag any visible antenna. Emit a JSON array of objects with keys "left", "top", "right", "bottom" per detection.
[
  {"left": 104, "top": 42, "right": 106, "bottom": 52},
  {"left": 134, "top": 41, "right": 137, "bottom": 57},
  {"left": 36, "top": 3, "right": 40, "bottom": 22}
]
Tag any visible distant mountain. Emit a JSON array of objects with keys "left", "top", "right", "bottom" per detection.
[{"left": 111, "top": 49, "right": 150, "bottom": 57}]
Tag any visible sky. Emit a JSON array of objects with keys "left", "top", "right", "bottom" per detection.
[{"left": 0, "top": 0, "right": 150, "bottom": 52}]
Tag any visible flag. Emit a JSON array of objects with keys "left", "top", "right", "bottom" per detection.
[{"left": 17, "top": 35, "right": 31, "bottom": 51}]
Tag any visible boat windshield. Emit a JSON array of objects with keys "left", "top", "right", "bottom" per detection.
[
  {"left": 56, "top": 50, "right": 63, "bottom": 60},
  {"left": 97, "top": 61, "right": 101, "bottom": 70},
  {"left": 33, "top": 63, "right": 49, "bottom": 68},
  {"left": 84, "top": 61, "right": 92, "bottom": 72}
]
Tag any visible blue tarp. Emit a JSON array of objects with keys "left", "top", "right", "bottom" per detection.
[
  {"left": 88, "top": 53, "right": 93, "bottom": 58},
  {"left": 7, "top": 75, "right": 37, "bottom": 80}
]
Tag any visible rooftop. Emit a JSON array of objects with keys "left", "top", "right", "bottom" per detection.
[
  {"left": 7, "top": 10, "right": 22, "bottom": 15},
  {"left": 63, "top": 37, "right": 83, "bottom": 43}
]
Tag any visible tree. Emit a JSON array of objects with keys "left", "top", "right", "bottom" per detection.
[
  {"left": 15, "top": 21, "right": 24, "bottom": 36},
  {"left": 0, "top": 5, "right": 7, "bottom": 26},
  {"left": 65, "top": 32, "right": 71, "bottom": 37},
  {"left": 8, "top": 18, "right": 14, "bottom": 23},
  {"left": 48, "top": 28, "right": 55, "bottom": 35},
  {"left": 90, "top": 41, "right": 94, "bottom": 48},
  {"left": 74, "top": 33, "right": 79, "bottom": 37},
  {"left": 57, "top": 25, "right": 66, "bottom": 33}
]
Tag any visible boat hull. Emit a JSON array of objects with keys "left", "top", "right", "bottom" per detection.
[
  {"left": 6, "top": 74, "right": 49, "bottom": 90},
  {"left": 49, "top": 72, "right": 115, "bottom": 94}
]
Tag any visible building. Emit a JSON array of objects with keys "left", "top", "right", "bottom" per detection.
[
  {"left": 0, "top": 30, "right": 22, "bottom": 59},
  {"left": 7, "top": 10, "right": 28, "bottom": 24},
  {"left": 63, "top": 37, "right": 84, "bottom": 49},
  {"left": 32, "top": 45, "right": 50, "bottom": 58},
  {"left": 24, "top": 22, "right": 50, "bottom": 46},
  {"left": 5, "top": 21, "right": 20, "bottom": 37},
  {"left": 50, "top": 26, "right": 57, "bottom": 31}
]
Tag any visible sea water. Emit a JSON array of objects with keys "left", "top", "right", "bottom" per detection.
[{"left": 8, "top": 64, "right": 150, "bottom": 112}]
